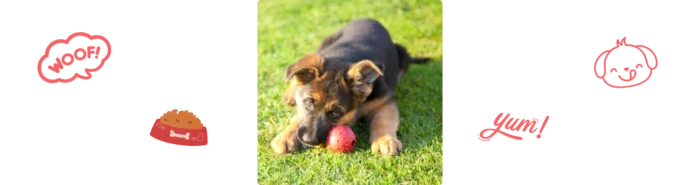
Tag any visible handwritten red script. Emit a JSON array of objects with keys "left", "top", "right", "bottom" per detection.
[{"left": 478, "top": 113, "right": 550, "bottom": 141}]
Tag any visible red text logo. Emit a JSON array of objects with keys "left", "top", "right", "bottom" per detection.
[{"left": 478, "top": 113, "right": 550, "bottom": 141}]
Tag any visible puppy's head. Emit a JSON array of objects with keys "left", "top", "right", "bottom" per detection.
[{"left": 285, "top": 53, "right": 383, "bottom": 146}]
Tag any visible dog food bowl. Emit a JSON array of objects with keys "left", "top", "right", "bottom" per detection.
[{"left": 150, "top": 119, "right": 208, "bottom": 146}]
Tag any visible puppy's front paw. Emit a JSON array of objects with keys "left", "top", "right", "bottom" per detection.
[
  {"left": 271, "top": 131, "right": 301, "bottom": 154},
  {"left": 371, "top": 136, "right": 403, "bottom": 156}
]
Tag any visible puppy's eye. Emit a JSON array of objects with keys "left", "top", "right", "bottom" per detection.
[
  {"left": 331, "top": 107, "right": 343, "bottom": 117},
  {"left": 610, "top": 68, "right": 617, "bottom": 73},
  {"left": 636, "top": 64, "right": 643, "bottom": 69},
  {"left": 304, "top": 99, "right": 314, "bottom": 109}
]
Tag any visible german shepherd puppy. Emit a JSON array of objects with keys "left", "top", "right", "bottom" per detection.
[{"left": 270, "top": 18, "right": 428, "bottom": 156}]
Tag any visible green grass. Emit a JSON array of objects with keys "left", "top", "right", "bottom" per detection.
[{"left": 258, "top": 0, "right": 442, "bottom": 184}]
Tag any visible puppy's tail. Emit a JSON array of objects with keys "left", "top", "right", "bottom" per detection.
[{"left": 395, "top": 43, "right": 430, "bottom": 78}]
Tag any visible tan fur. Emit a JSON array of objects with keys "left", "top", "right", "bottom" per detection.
[
  {"left": 347, "top": 60, "right": 384, "bottom": 82},
  {"left": 324, "top": 100, "right": 338, "bottom": 110},
  {"left": 310, "top": 91, "right": 323, "bottom": 102},
  {"left": 285, "top": 53, "right": 324, "bottom": 84},
  {"left": 270, "top": 114, "right": 302, "bottom": 154},
  {"left": 367, "top": 100, "right": 402, "bottom": 156},
  {"left": 283, "top": 80, "right": 298, "bottom": 106},
  {"left": 336, "top": 110, "right": 357, "bottom": 125},
  {"left": 360, "top": 95, "right": 392, "bottom": 116},
  {"left": 347, "top": 60, "right": 383, "bottom": 100},
  {"left": 282, "top": 54, "right": 323, "bottom": 109}
]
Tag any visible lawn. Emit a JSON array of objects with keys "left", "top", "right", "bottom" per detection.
[{"left": 257, "top": 0, "right": 442, "bottom": 184}]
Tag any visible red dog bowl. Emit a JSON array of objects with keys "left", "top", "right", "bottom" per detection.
[{"left": 150, "top": 119, "right": 207, "bottom": 146}]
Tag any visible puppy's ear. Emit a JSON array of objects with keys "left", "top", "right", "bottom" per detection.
[
  {"left": 637, "top": 45, "right": 657, "bottom": 70},
  {"left": 594, "top": 50, "right": 610, "bottom": 78},
  {"left": 286, "top": 53, "right": 325, "bottom": 84},
  {"left": 347, "top": 60, "right": 383, "bottom": 99}
]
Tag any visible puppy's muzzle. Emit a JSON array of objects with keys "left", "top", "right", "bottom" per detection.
[{"left": 297, "top": 126, "right": 323, "bottom": 147}]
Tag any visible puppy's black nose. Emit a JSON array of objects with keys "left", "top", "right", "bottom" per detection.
[
  {"left": 297, "top": 126, "right": 319, "bottom": 146},
  {"left": 624, "top": 67, "right": 629, "bottom": 71}
]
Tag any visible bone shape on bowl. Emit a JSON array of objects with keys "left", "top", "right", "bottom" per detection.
[{"left": 169, "top": 130, "right": 190, "bottom": 140}]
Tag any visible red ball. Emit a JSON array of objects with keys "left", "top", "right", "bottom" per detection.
[{"left": 325, "top": 125, "right": 356, "bottom": 153}]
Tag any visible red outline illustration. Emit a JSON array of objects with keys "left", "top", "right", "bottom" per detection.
[
  {"left": 593, "top": 36, "right": 661, "bottom": 90},
  {"left": 36, "top": 30, "right": 112, "bottom": 84}
]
